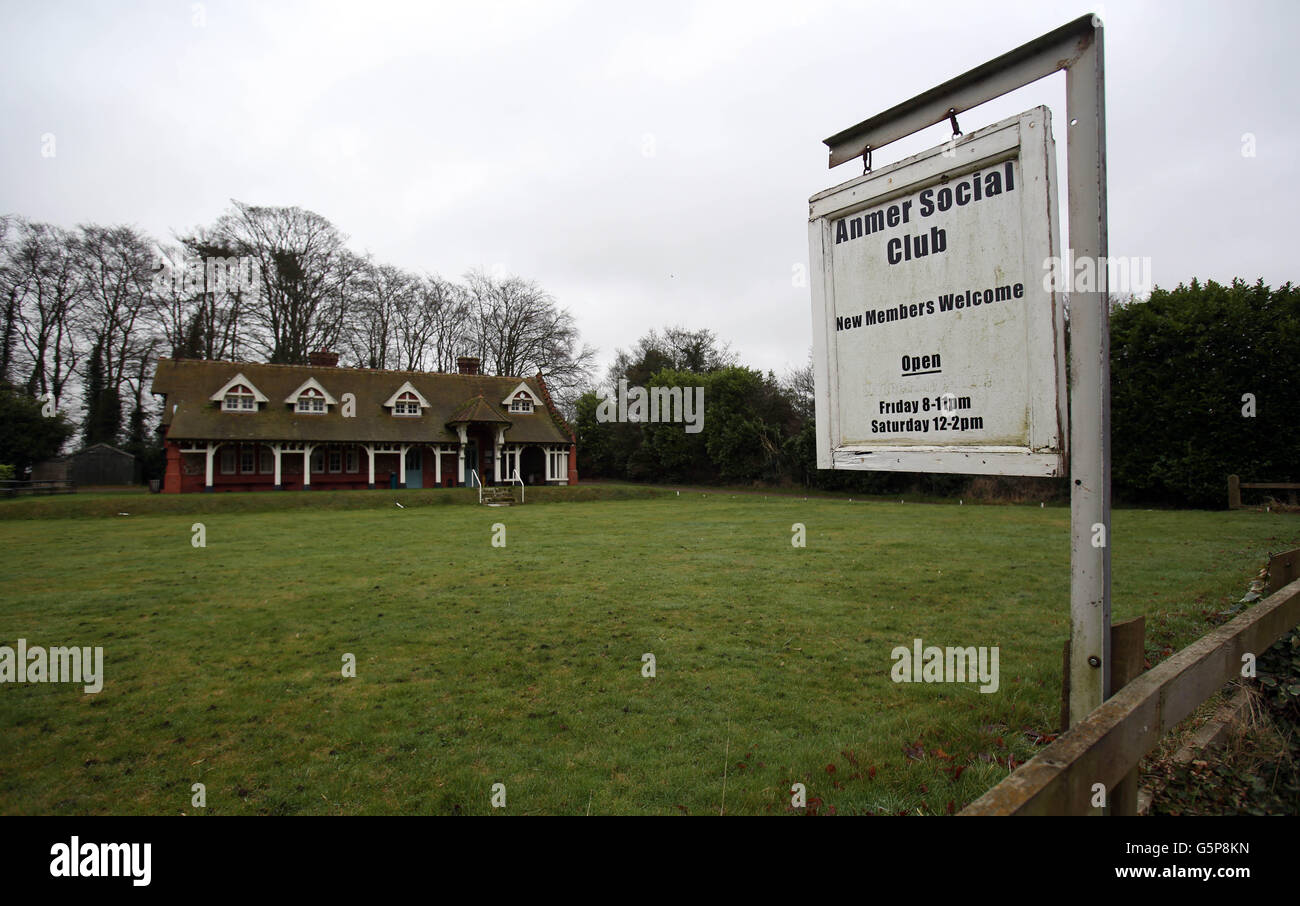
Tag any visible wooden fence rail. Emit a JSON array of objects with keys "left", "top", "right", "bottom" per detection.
[
  {"left": 961, "top": 548, "right": 1300, "bottom": 815},
  {"left": 1229, "top": 474, "right": 1300, "bottom": 508},
  {"left": 0, "top": 480, "right": 78, "bottom": 498}
]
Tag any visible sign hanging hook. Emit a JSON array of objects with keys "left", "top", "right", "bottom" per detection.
[
  {"left": 947, "top": 107, "right": 962, "bottom": 138},
  {"left": 862, "top": 145, "right": 872, "bottom": 174}
]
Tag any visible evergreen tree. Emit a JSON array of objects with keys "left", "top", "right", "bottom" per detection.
[
  {"left": 82, "top": 341, "right": 121, "bottom": 447},
  {"left": 0, "top": 386, "right": 75, "bottom": 476}
]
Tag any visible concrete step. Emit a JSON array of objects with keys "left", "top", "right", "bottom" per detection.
[{"left": 481, "top": 487, "right": 518, "bottom": 505}]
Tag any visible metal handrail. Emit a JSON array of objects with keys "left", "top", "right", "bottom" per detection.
[
  {"left": 507, "top": 470, "right": 524, "bottom": 504},
  {"left": 469, "top": 468, "right": 482, "bottom": 503}
]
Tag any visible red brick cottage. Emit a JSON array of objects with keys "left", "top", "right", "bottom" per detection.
[{"left": 151, "top": 353, "right": 577, "bottom": 493}]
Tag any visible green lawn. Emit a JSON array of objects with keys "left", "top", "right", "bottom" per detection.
[{"left": 0, "top": 494, "right": 1294, "bottom": 815}]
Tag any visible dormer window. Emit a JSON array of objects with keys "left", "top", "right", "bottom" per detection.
[
  {"left": 285, "top": 378, "right": 338, "bottom": 414},
  {"left": 210, "top": 372, "right": 268, "bottom": 412},
  {"left": 503, "top": 383, "right": 537, "bottom": 414},
  {"left": 383, "top": 380, "right": 430, "bottom": 418},
  {"left": 296, "top": 387, "right": 326, "bottom": 413},
  {"left": 223, "top": 384, "right": 257, "bottom": 412},
  {"left": 393, "top": 391, "right": 421, "bottom": 416}
]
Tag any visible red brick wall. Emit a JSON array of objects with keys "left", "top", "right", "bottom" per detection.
[{"left": 163, "top": 439, "right": 182, "bottom": 494}]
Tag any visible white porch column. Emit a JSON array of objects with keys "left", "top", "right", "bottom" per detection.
[
  {"left": 493, "top": 427, "right": 505, "bottom": 483},
  {"left": 399, "top": 444, "right": 408, "bottom": 486},
  {"left": 272, "top": 443, "right": 283, "bottom": 489},
  {"left": 302, "top": 444, "right": 314, "bottom": 489},
  {"left": 204, "top": 442, "right": 217, "bottom": 492},
  {"left": 433, "top": 445, "right": 442, "bottom": 486},
  {"left": 456, "top": 425, "right": 468, "bottom": 486},
  {"left": 365, "top": 444, "right": 376, "bottom": 488}
]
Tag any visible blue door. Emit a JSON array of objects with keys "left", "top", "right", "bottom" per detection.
[
  {"left": 405, "top": 448, "right": 422, "bottom": 488},
  {"left": 463, "top": 440, "right": 478, "bottom": 486}
]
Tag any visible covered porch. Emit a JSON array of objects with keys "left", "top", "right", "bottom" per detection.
[{"left": 165, "top": 440, "right": 471, "bottom": 493}]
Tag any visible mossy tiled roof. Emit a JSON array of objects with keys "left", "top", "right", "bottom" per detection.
[
  {"left": 151, "top": 358, "right": 572, "bottom": 445},
  {"left": 448, "top": 395, "right": 512, "bottom": 425}
]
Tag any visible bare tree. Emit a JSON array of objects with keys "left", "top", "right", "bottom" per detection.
[
  {"left": 0, "top": 215, "right": 22, "bottom": 386},
  {"left": 123, "top": 332, "right": 162, "bottom": 447},
  {"left": 343, "top": 259, "right": 422, "bottom": 370},
  {"left": 402, "top": 274, "right": 468, "bottom": 372},
  {"left": 464, "top": 269, "right": 595, "bottom": 413},
  {"left": 162, "top": 228, "right": 255, "bottom": 361},
  {"left": 660, "top": 325, "right": 736, "bottom": 373},
  {"left": 148, "top": 243, "right": 195, "bottom": 358},
  {"left": 4, "top": 219, "right": 85, "bottom": 405},
  {"left": 208, "top": 201, "right": 357, "bottom": 363},
  {"left": 606, "top": 325, "right": 736, "bottom": 390},
  {"left": 75, "top": 223, "right": 157, "bottom": 442},
  {"left": 782, "top": 349, "right": 815, "bottom": 420},
  {"left": 149, "top": 242, "right": 245, "bottom": 361}
]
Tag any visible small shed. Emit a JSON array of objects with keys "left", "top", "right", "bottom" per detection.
[
  {"left": 30, "top": 456, "right": 70, "bottom": 482},
  {"left": 70, "top": 443, "right": 137, "bottom": 486}
]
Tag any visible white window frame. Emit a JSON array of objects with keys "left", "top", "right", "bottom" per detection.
[
  {"left": 501, "top": 382, "right": 538, "bottom": 413},
  {"left": 393, "top": 392, "right": 421, "bottom": 417},
  {"left": 259, "top": 447, "right": 274, "bottom": 474},
  {"left": 240, "top": 447, "right": 256, "bottom": 474},
  {"left": 345, "top": 448, "right": 359, "bottom": 473},
  {"left": 284, "top": 377, "right": 338, "bottom": 413},
  {"left": 297, "top": 388, "right": 327, "bottom": 414},
  {"left": 220, "top": 447, "right": 236, "bottom": 475},
  {"left": 223, "top": 386, "right": 257, "bottom": 412},
  {"left": 211, "top": 373, "right": 268, "bottom": 409},
  {"left": 311, "top": 449, "right": 326, "bottom": 473},
  {"left": 547, "top": 448, "right": 568, "bottom": 480},
  {"left": 328, "top": 449, "right": 342, "bottom": 473},
  {"left": 383, "top": 380, "right": 430, "bottom": 415}
]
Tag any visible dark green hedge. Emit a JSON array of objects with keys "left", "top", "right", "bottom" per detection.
[{"left": 1110, "top": 279, "right": 1299, "bottom": 508}]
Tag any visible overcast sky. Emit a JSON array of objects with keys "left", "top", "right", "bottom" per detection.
[{"left": 2, "top": 0, "right": 1297, "bottom": 381}]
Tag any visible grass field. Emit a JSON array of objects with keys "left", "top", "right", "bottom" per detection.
[{"left": 0, "top": 491, "right": 1294, "bottom": 815}]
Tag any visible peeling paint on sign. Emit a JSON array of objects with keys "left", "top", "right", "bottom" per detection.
[{"left": 809, "top": 107, "right": 1066, "bottom": 477}]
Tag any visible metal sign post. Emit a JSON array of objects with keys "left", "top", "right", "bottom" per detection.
[
  {"left": 814, "top": 14, "right": 1110, "bottom": 724},
  {"left": 1063, "top": 20, "right": 1111, "bottom": 726}
]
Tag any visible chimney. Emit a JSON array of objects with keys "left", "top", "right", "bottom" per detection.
[
  {"left": 308, "top": 349, "right": 339, "bottom": 368},
  {"left": 456, "top": 356, "right": 481, "bottom": 375}
]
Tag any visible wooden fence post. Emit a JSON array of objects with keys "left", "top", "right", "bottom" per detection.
[
  {"left": 1228, "top": 474, "right": 1241, "bottom": 509},
  {"left": 1059, "top": 639, "right": 1071, "bottom": 734},
  {"left": 966, "top": 560, "right": 1300, "bottom": 815},
  {"left": 1060, "top": 616, "right": 1145, "bottom": 812},
  {"left": 1109, "top": 616, "right": 1146, "bottom": 815}
]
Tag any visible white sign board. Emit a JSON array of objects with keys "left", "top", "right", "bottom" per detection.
[{"left": 809, "top": 106, "right": 1066, "bottom": 476}]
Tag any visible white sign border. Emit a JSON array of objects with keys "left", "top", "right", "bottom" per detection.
[{"left": 809, "top": 106, "right": 1066, "bottom": 477}]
